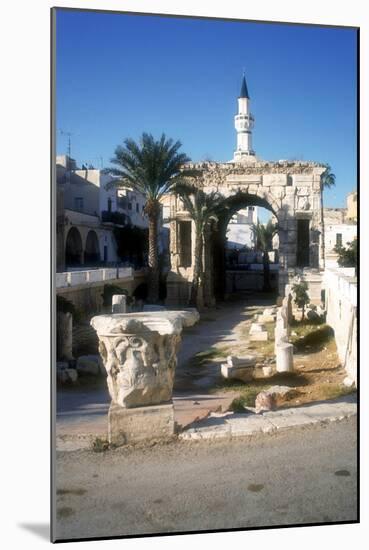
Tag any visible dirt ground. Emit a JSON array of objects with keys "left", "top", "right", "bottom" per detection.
[
  {"left": 64, "top": 296, "right": 355, "bottom": 419},
  {"left": 183, "top": 307, "right": 356, "bottom": 411}
]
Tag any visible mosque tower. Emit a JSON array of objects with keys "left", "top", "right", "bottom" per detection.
[{"left": 233, "top": 74, "right": 256, "bottom": 162}]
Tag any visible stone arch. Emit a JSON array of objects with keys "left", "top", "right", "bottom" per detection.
[
  {"left": 164, "top": 161, "right": 325, "bottom": 307},
  {"left": 65, "top": 227, "right": 83, "bottom": 266},
  {"left": 84, "top": 230, "right": 100, "bottom": 265},
  {"left": 208, "top": 191, "right": 282, "bottom": 301}
]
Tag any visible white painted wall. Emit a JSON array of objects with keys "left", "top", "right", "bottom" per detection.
[
  {"left": 325, "top": 223, "right": 357, "bottom": 254},
  {"left": 323, "top": 267, "right": 357, "bottom": 386}
]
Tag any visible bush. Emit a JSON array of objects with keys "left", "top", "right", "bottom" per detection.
[
  {"left": 292, "top": 281, "right": 310, "bottom": 321},
  {"left": 334, "top": 239, "right": 357, "bottom": 271}
]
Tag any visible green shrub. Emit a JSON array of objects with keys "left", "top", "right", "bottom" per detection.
[{"left": 292, "top": 281, "right": 310, "bottom": 320}]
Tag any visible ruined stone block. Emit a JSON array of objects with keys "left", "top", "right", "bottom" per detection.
[{"left": 108, "top": 402, "right": 175, "bottom": 446}]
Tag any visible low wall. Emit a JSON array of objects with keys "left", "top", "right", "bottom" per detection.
[
  {"left": 323, "top": 267, "right": 357, "bottom": 386},
  {"left": 56, "top": 268, "right": 147, "bottom": 318},
  {"left": 226, "top": 268, "right": 278, "bottom": 293}
]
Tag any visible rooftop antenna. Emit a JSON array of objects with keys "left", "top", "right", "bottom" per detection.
[{"left": 59, "top": 129, "right": 74, "bottom": 169}]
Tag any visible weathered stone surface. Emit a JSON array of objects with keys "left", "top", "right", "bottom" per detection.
[
  {"left": 226, "top": 355, "right": 256, "bottom": 367},
  {"left": 249, "top": 323, "right": 266, "bottom": 334},
  {"left": 262, "top": 366, "right": 274, "bottom": 377},
  {"left": 265, "top": 385, "right": 294, "bottom": 397},
  {"left": 343, "top": 376, "right": 355, "bottom": 388},
  {"left": 221, "top": 363, "right": 254, "bottom": 382},
  {"left": 255, "top": 392, "right": 276, "bottom": 413},
  {"left": 108, "top": 402, "right": 175, "bottom": 446},
  {"left": 263, "top": 174, "right": 288, "bottom": 186},
  {"left": 91, "top": 310, "right": 199, "bottom": 409},
  {"left": 258, "top": 314, "right": 275, "bottom": 323}
]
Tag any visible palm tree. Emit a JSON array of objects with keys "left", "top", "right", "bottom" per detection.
[
  {"left": 320, "top": 165, "right": 336, "bottom": 268},
  {"left": 174, "top": 183, "right": 225, "bottom": 308},
  {"left": 108, "top": 133, "right": 193, "bottom": 302},
  {"left": 251, "top": 220, "right": 278, "bottom": 292}
]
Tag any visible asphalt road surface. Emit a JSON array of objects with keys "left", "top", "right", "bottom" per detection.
[{"left": 54, "top": 416, "right": 357, "bottom": 541}]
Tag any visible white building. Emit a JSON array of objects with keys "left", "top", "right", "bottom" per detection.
[
  {"left": 226, "top": 206, "right": 258, "bottom": 249},
  {"left": 56, "top": 155, "right": 148, "bottom": 269},
  {"left": 324, "top": 196, "right": 357, "bottom": 268}
]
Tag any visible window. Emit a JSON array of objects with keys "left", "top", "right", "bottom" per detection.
[
  {"left": 336, "top": 233, "right": 342, "bottom": 247},
  {"left": 74, "top": 197, "right": 84, "bottom": 211},
  {"left": 107, "top": 197, "right": 112, "bottom": 212},
  {"left": 128, "top": 202, "right": 132, "bottom": 210},
  {"left": 136, "top": 203, "right": 139, "bottom": 213}
]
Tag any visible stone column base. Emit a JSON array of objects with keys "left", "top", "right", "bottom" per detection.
[{"left": 108, "top": 402, "right": 175, "bottom": 447}]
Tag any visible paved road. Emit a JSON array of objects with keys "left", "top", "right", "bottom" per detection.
[{"left": 54, "top": 416, "right": 357, "bottom": 541}]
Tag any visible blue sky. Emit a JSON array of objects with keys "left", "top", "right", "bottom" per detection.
[{"left": 56, "top": 9, "right": 357, "bottom": 209}]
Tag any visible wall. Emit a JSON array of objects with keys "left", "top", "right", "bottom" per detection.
[
  {"left": 346, "top": 192, "right": 357, "bottom": 222},
  {"left": 325, "top": 223, "right": 357, "bottom": 253},
  {"left": 63, "top": 209, "right": 119, "bottom": 265},
  {"left": 324, "top": 267, "right": 357, "bottom": 386},
  {"left": 56, "top": 268, "right": 147, "bottom": 318},
  {"left": 117, "top": 188, "right": 148, "bottom": 228},
  {"left": 226, "top": 266, "right": 279, "bottom": 293}
]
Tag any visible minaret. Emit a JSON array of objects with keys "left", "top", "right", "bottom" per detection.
[{"left": 233, "top": 75, "right": 256, "bottom": 162}]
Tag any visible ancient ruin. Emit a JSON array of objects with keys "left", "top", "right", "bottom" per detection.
[{"left": 91, "top": 309, "right": 199, "bottom": 444}]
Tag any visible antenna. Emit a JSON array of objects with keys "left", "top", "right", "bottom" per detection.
[{"left": 59, "top": 129, "right": 74, "bottom": 168}]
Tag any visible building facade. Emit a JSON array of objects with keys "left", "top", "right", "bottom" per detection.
[{"left": 56, "top": 155, "right": 148, "bottom": 271}]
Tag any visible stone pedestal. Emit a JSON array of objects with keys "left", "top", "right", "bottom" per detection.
[
  {"left": 91, "top": 309, "right": 199, "bottom": 446},
  {"left": 108, "top": 402, "right": 175, "bottom": 446}
]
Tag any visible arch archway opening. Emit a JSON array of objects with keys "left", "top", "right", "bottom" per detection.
[
  {"left": 65, "top": 227, "right": 83, "bottom": 267},
  {"left": 84, "top": 230, "right": 101, "bottom": 266},
  {"left": 209, "top": 193, "right": 280, "bottom": 301}
]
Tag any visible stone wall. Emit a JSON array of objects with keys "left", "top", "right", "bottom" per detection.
[
  {"left": 323, "top": 267, "right": 357, "bottom": 386},
  {"left": 164, "top": 160, "right": 326, "bottom": 305},
  {"left": 56, "top": 268, "right": 147, "bottom": 318},
  {"left": 226, "top": 267, "right": 279, "bottom": 293}
]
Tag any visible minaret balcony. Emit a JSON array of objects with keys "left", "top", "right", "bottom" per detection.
[{"left": 235, "top": 114, "right": 254, "bottom": 123}]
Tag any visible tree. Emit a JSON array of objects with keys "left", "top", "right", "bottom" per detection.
[
  {"left": 251, "top": 220, "right": 278, "bottom": 292},
  {"left": 292, "top": 281, "right": 310, "bottom": 321},
  {"left": 320, "top": 165, "right": 336, "bottom": 267},
  {"left": 334, "top": 239, "right": 357, "bottom": 272},
  {"left": 108, "top": 133, "right": 194, "bottom": 302},
  {"left": 174, "top": 183, "right": 225, "bottom": 308}
]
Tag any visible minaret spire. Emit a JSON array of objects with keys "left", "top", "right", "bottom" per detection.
[{"left": 233, "top": 74, "right": 255, "bottom": 162}]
